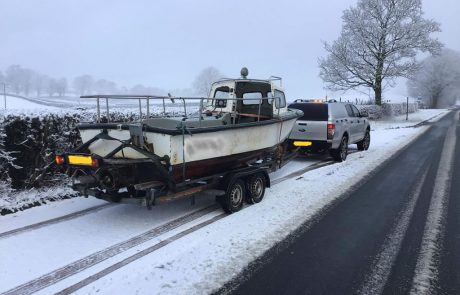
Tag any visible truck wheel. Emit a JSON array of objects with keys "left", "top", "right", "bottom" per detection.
[
  {"left": 357, "top": 130, "right": 371, "bottom": 151},
  {"left": 246, "top": 174, "right": 266, "bottom": 204},
  {"left": 220, "top": 179, "right": 245, "bottom": 213},
  {"left": 330, "top": 136, "right": 348, "bottom": 162}
]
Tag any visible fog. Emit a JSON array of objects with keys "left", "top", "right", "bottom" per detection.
[{"left": 1, "top": 0, "right": 459, "bottom": 99}]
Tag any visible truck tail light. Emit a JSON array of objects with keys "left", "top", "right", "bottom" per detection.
[{"left": 327, "top": 123, "right": 335, "bottom": 140}]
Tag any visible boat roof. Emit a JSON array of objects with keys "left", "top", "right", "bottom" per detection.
[{"left": 212, "top": 77, "right": 283, "bottom": 89}]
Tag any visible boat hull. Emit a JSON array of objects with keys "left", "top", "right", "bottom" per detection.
[
  {"left": 79, "top": 117, "right": 296, "bottom": 163},
  {"left": 77, "top": 115, "right": 298, "bottom": 183}
]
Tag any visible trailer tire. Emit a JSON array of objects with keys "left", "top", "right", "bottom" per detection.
[
  {"left": 220, "top": 179, "right": 245, "bottom": 213},
  {"left": 246, "top": 174, "right": 265, "bottom": 204}
]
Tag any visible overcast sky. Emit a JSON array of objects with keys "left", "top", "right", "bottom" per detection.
[{"left": 1, "top": 0, "right": 459, "bottom": 99}]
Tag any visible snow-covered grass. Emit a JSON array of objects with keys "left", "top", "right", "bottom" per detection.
[
  {"left": 371, "top": 108, "right": 449, "bottom": 130},
  {"left": 0, "top": 184, "right": 78, "bottom": 215}
]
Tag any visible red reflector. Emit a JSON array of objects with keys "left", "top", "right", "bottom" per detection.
[
  {"left": 91, "top": 158, "right": 100, "bottom": 168},
  {"left": 55, "top": 155, "right": 65, "bottom": 165},
  {"left": 327, "top": 123, "right": 335, "bottom": 140}
]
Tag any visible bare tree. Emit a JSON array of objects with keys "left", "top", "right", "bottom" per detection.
[
  {"left": 21, "top": 69, "right": 33, "bottom": 96},
  {"left": 94, "top": 79, "right": 118, "bottom": 94},
  {"left": 73, "top": 75, "right": 94, "bottom": 95},
  {"left": 129, "top": 84, "right": 149, "bottom": 95},
  {"left": 46, "top": 78, "right": 57, "bottom": 96},
  {"left": 0, "top": 71, "right": 4, "bottom": 84},
  {"left": 5, "top": 65, "right": 24, "bottom": 94},
  {"left": 319, "top": 0, "right": 442, "bottom": 105},
  {"left": 193, "top": 66, "right": 223, "bottom": 96},
  {"left": 407, "top": 49, "right": 460, "bottom": 108},
  {"left": 56, "top": 78, "right": 67, "bottom": 97},
  {"left": 31, "top": 73, "right": 49, "bottom": 97}
]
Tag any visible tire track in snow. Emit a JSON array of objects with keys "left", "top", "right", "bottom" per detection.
[
  {"left": 1, "top": 204, "right": 219, "bottom": 295},
  {"left": 358, "top": 165, "right": 430, "bottom": 295},
  {"left": 55, "top": 213, "right": 227, "bottom": 295},
  {"left": 272, "top": 151, "right": 360, "bottom": 185},
  {"left": 0, "top": 203, "right": 115, "bottom": 240},
  {"left": 410, "top": 111, "right": 458, "bottom": 295}
]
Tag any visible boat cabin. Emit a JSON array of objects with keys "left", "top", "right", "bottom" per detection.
[{"left": 204, "top": 78, "right": 287, "bottom": 123}]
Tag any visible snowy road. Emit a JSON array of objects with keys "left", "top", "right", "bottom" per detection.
[
  {"left": 229, "top": 109, "right": 460, "bottom": 294},
  {"left": 0, "top": 109, "right": 451, "bottom": 294}
]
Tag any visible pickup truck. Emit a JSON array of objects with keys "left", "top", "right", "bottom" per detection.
[{"left": 288, "top": 100, "right": 371, "bottom": 162}]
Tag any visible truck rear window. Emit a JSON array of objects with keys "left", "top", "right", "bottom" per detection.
[{"left": 288, "top": 103, "right": 328, "bottom": 121}]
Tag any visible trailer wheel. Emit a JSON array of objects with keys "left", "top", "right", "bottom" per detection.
[
  {"left": 246, "top": 174, "right": 265, "bottom": 204},
  {"left": 220, "top": 179, "right": 245, "bottom": 213}
]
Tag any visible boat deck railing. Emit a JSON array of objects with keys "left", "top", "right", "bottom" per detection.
[{"left": 80, "top": 95, "right": 284, "bottom": 125}]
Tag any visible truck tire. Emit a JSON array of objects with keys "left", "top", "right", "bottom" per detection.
[
  {"left": 246, "top": 174, "right": 266, "bottom": 204},
  {"left": 220, "top": 179, "right": 245, "bottom": 213},
  {"left": 330, "top": 135, "right": 348, "bottom": 162},
  {"left": 357, "top": 130, "right": 371, "bottom": 151}
]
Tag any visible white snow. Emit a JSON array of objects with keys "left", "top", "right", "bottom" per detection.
[
  {"left": 0, "top": 108, "right": 451, "bottom": 295},
  {"left": 0, "top": 197, "right": 108, "bottom": 233},
  {"left": 0, "top": 95, "right": 59, "bottom": 112}
]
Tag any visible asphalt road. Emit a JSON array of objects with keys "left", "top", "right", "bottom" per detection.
[{"left": 224, "top": 108, "right": 459, "bottom": 295}]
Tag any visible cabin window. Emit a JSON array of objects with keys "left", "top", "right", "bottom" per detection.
[
  {"left": 267, "top": 92, "right": 274, "bottom": 104},
  {"left": 213, "top": 86, "right": 231, "bottom": 108},
  {"left": 274, "top": 90, "right": 286, "bottom": 108},
  {"left": 242, "top": 92, "right": 263, "bottom": 105}
]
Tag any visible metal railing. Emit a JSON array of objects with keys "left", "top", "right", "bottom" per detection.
[{"left": 81, "top": 95, "right": 284, "bottom": 125}]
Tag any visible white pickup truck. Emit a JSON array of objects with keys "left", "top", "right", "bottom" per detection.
[{"left": 288, "top": 101, "right": 371, "bottom": 162}]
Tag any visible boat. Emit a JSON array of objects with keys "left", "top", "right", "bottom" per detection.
[{"left": 56, "top": 69, "right": 303, "bottom": 207}]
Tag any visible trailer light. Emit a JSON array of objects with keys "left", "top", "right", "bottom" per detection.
[
  {"left": 55, "top": 155, "right": 65, "bottom": 165},
  {"left": 67, "top": 155, "right": 101, "bottom": 168},
  {"left": 293, "top": 141, "right": 312, "bottom": 147},
  {"left": 91, "top": 158, "right": 100, "bottom": 168},
  {"left": 327, "top": 123, "right": 335, "bottom": 140}
]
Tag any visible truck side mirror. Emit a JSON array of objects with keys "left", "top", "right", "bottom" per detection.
[{"left": 360, "top": 110, "right": 369, "bottom": 117}]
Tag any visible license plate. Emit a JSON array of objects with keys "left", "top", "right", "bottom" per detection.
[
  {"left": 67, "top": 155, "right": 93, "bottom": 166},
  {"left": 293, "top": 141, "right": 312, "bottom": 147}
]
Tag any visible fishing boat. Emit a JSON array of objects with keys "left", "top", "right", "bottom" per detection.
[{"left": 56, "top": 69, "right": 303, "bottom": 210}]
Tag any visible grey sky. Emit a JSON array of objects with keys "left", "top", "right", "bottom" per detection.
[{"left": 2, "top": 0, "right": 459, "bottom": 99}]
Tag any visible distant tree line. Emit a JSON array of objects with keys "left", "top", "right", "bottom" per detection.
[
  {"left": 0, "top": 65, "right": 68, "bottom": 97},
  {"left": 0, "top": 65, "right": 170, "bottom": 97}
]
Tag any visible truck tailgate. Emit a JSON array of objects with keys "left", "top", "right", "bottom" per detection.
[{"left": 289, "top": 120, "right": 327, "bottom": 141}]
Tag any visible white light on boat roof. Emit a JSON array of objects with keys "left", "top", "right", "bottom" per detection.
[{"left": 240, "top": 67, "right": 249, "bottom": 79}]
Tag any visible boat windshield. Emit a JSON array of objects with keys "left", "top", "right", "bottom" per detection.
[{"left": 208, "top": 86, "right": 232, "bottom": 108}]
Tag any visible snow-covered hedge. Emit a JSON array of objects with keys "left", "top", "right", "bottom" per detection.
[
  {"left": 381, "top": 102, "right": 419, "bottom": 117},
  {"left": 0, "top": 111, "right": 143, "bottom": 192},
  {"left": 356, "top": 102, "right": 419, "bottom": 119},
  {"left": 356, "top": 105, "right": 383, "bottom": 120}
]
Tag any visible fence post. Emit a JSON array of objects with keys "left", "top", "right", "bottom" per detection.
[{"left": 406, "top": 97, "right": 409, "bottom": 121}]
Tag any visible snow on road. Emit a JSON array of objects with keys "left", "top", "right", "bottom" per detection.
[{"left": 0, "top": 108, "right": 450, "bottom": 294}]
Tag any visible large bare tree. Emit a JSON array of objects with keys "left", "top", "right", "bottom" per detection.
[
  {"left": 193, "top": 66, "right": 223, "bottom": 97},
  {"left": 319, "top": 0, "right": 442, "bottom": 105},
  {"left": 407, "top": 49, "right": 460, "bottom": 108}
]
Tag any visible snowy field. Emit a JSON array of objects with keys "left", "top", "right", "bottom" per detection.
[
  {"left": 0, "top": 94, "right": 197, "bottom": 117},
  {"left": 0, "top": 107, "right": 449, "bottom": 294}
]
